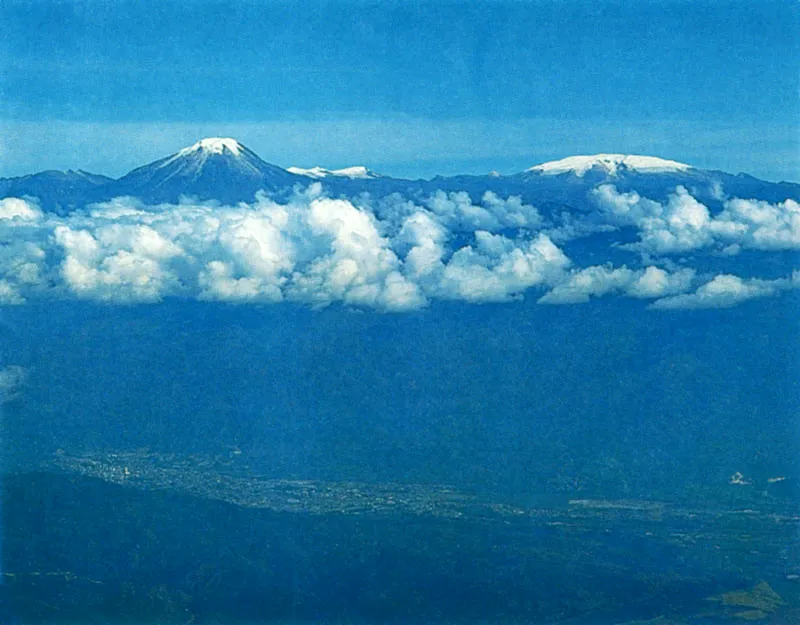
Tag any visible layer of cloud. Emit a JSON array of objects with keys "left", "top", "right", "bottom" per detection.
[
  {"left": 538, "top": 265, "right": 695, "bottom": 305},
  {"left": 590, "top": 185, "right": 800, "bottom": 256},
  {"left": 649, "top": 272, "right": 800, "bottom": 310},
  {"left": 0, "top": 190, "right": 563, "bottom": 311},
  {"left": 0, "top": 185, "right": 795, "bottom": 311}
]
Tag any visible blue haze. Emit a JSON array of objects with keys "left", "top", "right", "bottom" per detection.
[{"left": 4, "top": 296, "right": 798, "bottom": 499}]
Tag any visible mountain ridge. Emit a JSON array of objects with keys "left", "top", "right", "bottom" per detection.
[{"left": 2, "top": 139, "right": 798, "bottom": 212}]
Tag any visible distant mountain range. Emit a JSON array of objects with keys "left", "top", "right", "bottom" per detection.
[{"left": 2, "top": 138, "right": 798, "bottom": 213}]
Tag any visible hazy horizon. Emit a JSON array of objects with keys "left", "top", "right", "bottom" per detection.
[{"left": 2, "top": 0, "right": 798, "bottom": 182}]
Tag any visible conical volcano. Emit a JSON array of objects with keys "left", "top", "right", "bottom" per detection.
[{"left": 109, "top": 138, "right": 304, "bottom": 203}]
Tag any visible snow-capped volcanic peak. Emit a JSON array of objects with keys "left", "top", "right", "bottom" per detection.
[
  {"left": 527, "top": 154, "right": 692, "bottom": 177},
  {"left": 179, "top": 137, "right": 244, "bottom": 157},
  {"left": 287, "top": 165, "right": 381, "bottom": 180},
  {"left": 156, "top": 137, "right": 263, "bottom": 175},
  {"left": 110, "top": 137, "right": 300, "bottom": 203}
]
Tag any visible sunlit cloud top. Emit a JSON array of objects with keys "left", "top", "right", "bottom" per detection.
[{"left": 0, "top": 179, "right": 797, "bottom": 311}]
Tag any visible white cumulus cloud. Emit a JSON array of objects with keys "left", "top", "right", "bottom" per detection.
[
  {"left": 424, "top": 190, "right": 542, "bottom": 232},
  {"left": 435, "top": 232, "right": 569, "bottom": 303},
  {"left": 0, "top": 182, "right": 795, "bottom": 311},
  {"left": 626, "top": 266, "right": 696, "bottom": 299},
  {"left": 591, "top": 185, "right": 800, "bottom": 256},
  {"left": 54, "top": 223, "right": 183, "bottom": 302},
  {"left": 539, "top": 265, "right": 696, "bottom": 305},
  {"left": 713, "top": 197, "right": 800, "bottom": 251},
  {"left": 648, "top": 273, "right": 797, "bottom": 310},
  {"left": 0, "top": 197, "right": 43, "bottom": 221}
]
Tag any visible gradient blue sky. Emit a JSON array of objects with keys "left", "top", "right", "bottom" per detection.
[{"left": 1, "top": 0, "right": 798, "bottom": 181}]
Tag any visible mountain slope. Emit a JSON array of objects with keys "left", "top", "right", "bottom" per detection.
[
  {"left": 104, "top": 138, "right": 305, "bottom": 204},
  {"left": 0, "top": 170, "right": 114, "bottom": 214}
]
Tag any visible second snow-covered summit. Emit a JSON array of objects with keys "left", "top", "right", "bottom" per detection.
[
  {"left": 527, "top": 154, "right": 692, "bottom": 177},
  {"left": 287, "top": 166, "right": 381, "bottom": 180}
]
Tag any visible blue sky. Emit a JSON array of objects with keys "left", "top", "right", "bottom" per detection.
[{"left": 1, "top": 0, "right": 798, "bottom": 181}]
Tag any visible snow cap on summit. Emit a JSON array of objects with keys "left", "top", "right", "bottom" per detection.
[
  {"left": 528, "top": 154, "right": 692, "bottom": 177},
  {"left": 179, "top": 138, "right": 244, "bottom": 157}
]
